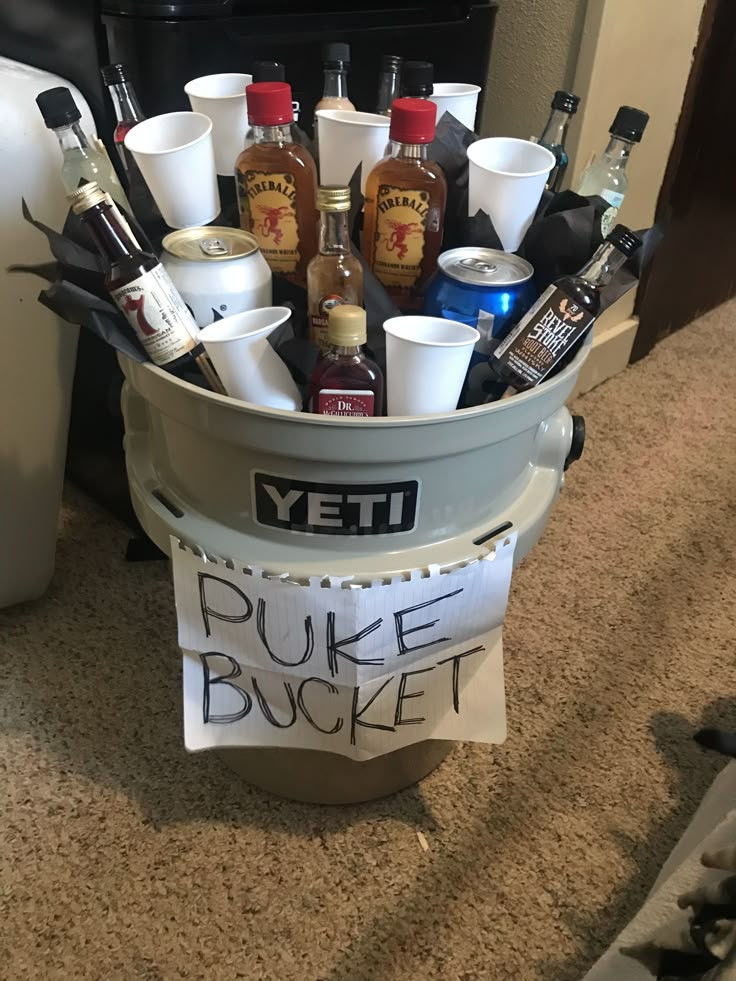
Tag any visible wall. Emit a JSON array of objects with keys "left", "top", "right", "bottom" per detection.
[
  {"left": 480, "top": 0, "right": 588, "bottom": 140},
  {"left": 567, "top": 0, "right": 706, "bottom": 393}
]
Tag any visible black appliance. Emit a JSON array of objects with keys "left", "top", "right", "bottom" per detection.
[
  {"left": 0, "top": 0, "right": 497, "bottom": 524},
  {"left": 102, "top": 1, "right": 497, "bottom": 132}
]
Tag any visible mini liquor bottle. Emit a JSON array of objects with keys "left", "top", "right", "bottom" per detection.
[
  {"left": 101, "top": 62, "right": 162, "bottom": 226},
  {"left": 489, "top": 224, "right": 642, "bottom": 395},
  {"left": 235, "top": 82, "right": 319, "bottom": 288},
  {"left": 376, "top": 55, "right": 402, "bottom": 116},
  {"left": 307, "top": 185, "right": 364, "bottom": 352},
  {"left": 314, "top": 42, "right": 355, "bottom": 118},
  {"left": 400, "top": 62, "right": 434, "bottom": 99},
  {"left": 36, "top": 86, "right": 130, "bottom": 210},
  {"left": 575, "top": 105, "right": 649, "bottom": 235},
  {"left": 68, "top": 182, "right": 224, "bottom": 393},
  {"left": 309, "top": 305, "right": 383, "bottom": 417},
  {"left": 362, "top": 98, "right": 447, "bottom": 310},
  {"left": 538, "top": 90, "right": 580, "bottom": 192}
]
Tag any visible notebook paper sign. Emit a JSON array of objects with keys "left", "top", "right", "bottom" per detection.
[{"left": 172, "top": 534, "right": 516, "bottom": 762}]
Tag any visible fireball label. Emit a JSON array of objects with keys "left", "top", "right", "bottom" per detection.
[
  {"left": 493, "top": 285, "right": 595, "bottom": 386},
  {"left": 239, "top": 170, "right": 300, "bottom": 273},
  {"left": 373, "top": 185, "right": 428, "bottom": 288}
]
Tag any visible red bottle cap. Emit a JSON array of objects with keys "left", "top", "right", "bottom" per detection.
[
  {"left": 246, "top": 82, "right": 294, "bottom": 126},
  {"left": 389, "top": 98, "right": 437, "bottom": 144}
]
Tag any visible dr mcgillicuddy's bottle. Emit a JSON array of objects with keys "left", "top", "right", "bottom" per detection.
[
  {"left": 538, "top": 90, "right": 580, "bottom": 192},
  {"left": 575, "top": 105, "right": 649, "bottom": 235},
  {"left": 489, "top": 224, "right": 642, "bottom": 395},
  {"left": 36, "top": 86, "right": 130, "bottom": 211},
  {"left": 309, "top": 305, "right": 384, "bottom": 417},
  {"left": 362, "top": 98, "right": 447, "bottom": 309},
  {"left": 68, "top": 182, "right": 224, "bottom": 392},
  {"left": 235, "top": 82, "right": 319, "bottom": 287}
]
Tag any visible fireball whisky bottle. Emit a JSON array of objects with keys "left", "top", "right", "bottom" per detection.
[
  {"left": 235, "top": 82, "right": 319, "bottom": 288},
  {"left": 362, "top": 98, "right": 447, "bottom": 310}
]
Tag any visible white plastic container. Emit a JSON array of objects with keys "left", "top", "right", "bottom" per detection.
[{"left": 0, "top": 57, "right": 88, "bottom": 608}]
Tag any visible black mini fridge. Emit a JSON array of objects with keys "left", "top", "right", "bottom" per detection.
[{"left": 102, "top": 0, "right": 497, "bottom": 130}]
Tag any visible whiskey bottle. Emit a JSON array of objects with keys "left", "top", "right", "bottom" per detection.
[
  {"left": 68, "top": 182, "right": 224, "bottom": 392},
  {"left": 575, "top": 106, "right": 649, "bottom": 235},
  {"left": 309, "top": 305, "right": 383, "bottom": 417},
  {"left": 307, "top": 185, "right": 364, "bottom": 352},
  {"left": 362, "top": 98, "right": 447, "bottom": 309},
  {"left": 376, "top": 55, "right": 402, "bottom": 116},
  {"left": 235, "top": 82, "right": 319, "bottom": 288},
  {"left": 489, "top": 224, "right": 642, "bottom": 394},
  {"left": 538, "top": 90, "right": 579, "bottom": 192},
  {"left": 400, "top": 62, "right": 433, "bottom": 99}
]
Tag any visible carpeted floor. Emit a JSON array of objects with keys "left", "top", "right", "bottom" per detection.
[{"left": 2, "top": 302, "right": 736, "bottom": 981}]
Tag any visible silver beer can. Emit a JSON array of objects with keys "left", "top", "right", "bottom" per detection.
[{"left": 161, "top": 226, "right": 272, "bottom": 327}]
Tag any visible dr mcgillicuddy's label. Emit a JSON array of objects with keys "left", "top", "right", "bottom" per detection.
[
  {"left": 252, "top": 471, "right": 420, "bottom": 536},
  {"left": 317, "top": 389, "right": 375, "bottom": 417},
  {"left": 493, "top": 284, "right": 595, "bottom": 387},
  {"left": 110, "top": 264, "right": 198, "bottom": 366}
]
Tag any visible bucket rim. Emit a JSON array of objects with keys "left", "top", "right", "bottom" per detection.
[{"left": 121, "top": 333, "right": 590, "bottom": 428}]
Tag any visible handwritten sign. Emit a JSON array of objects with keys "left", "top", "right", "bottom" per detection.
[{"left": 172, "top": 533, "right": 516, "bottom": 761}]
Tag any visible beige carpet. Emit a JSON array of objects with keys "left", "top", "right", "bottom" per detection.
[{"left": 2, "top": 302, "right": 736, "bottom": 981}]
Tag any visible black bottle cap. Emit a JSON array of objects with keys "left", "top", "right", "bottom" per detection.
[
  {"left": 100, "top": 63, "right": 129, "bottom": 86},
  {"left": 381, "top": 54, "right": 402, "bottom": 72},
  {"left": 401, "top": 61, "right": 434, "bottom": 98},
  {"left": 323, "top": 42, "right": 351, "bottom": 67},
  {"left": 610, "top": 105, "right": 649, "bottom": 143},
  {"left": 36, "top": 87, "right": 81, "bottom": 129},
  {"left": 606, "top": 223, "right": 643, "bottom": 258},
  {"left": 253, "top": 60, "right": 286, "bottom": 83},
  {"left": 551, "top": 90, "right": 579, "bottom": 114}
]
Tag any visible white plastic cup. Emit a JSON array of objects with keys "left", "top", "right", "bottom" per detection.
[
  {"left": 124, "top": 112, "right": 220, "bottom": 229},
  {"left": 467, "top": 137, "right": 555, "bottom": 252},
  {"left": 198, "top": 307, "right": 301, "bottom": 411},
  {"left": 383, "top": 316, "right": 480, "bottom": 417},
  {"left": 316, "top": 109, "right": 390, "bottom": 193},
  {"left": 184, "top": 73, "right": 252, "bottom": 176},
  {"left": 429, "top": 83, "right": 481, "bottom": 131}
]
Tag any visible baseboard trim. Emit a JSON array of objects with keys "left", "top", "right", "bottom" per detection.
[{"left": 573, "top": 316, "right": 639, "bottom": 396}]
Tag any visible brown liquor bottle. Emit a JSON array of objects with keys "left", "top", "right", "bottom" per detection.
[
  {"left": 235, "top": 82, "right": 319, "bottom": 289},
  {"left": 68, "top": 182, "right": 224, "bottom": 392},
  {"left": 490, "top": 224, "right": 642, "bottom": 394},
  {"left": 362, "top": 98, "right": 447, "bottom": 310}
]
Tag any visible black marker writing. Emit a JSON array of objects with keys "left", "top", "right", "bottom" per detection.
[
  {"left": 297, "top": 677, "right": 344, "bottom": 735},
  {"left": 198, "top": 573, "right": 253, "bottom": 638},
  {"left": 394, "top": 666, "right": 435, "bottom": 726},
  {"left": 256, "top": 597, "right": 314, "bottom": 667},
  {"left": 200, "top": 652, "right": 252, "bottom": 724},
  {"left": 393, "top": 588, "right": 464, "bottom": 657},
  {"left": 437, "top": 646, "right": 485, "bottom": 713},
  {"left": 326, "top": 612, "right": 384, "bottom": 677}
]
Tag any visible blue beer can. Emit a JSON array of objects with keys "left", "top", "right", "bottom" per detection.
[{"left": 423, "top": 247, "right": 537, "bottom": 406}]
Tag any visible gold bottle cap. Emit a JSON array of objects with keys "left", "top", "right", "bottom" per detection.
[
  {"left": 327, "top": 304, "right": 366, "bottom": 345},
  {"left": 316, "top": 184, "right": 351, "bottom": 212},
  {"left": 68, "top": 181, "right": 108, "bottom": 213}
]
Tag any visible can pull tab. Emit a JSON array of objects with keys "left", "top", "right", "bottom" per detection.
[
  {"left": 199, "top": 238, "right": 230, "bottom": 257},
  {"left": 459, "top": 257, "right": 497, "bottom": 275}
]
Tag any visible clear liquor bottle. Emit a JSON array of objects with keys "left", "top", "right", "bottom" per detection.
[
  {"left": 36, "top": 86, "right": 130, "bottom": 211},
  {"left": 575, "top": 105, "right": 649, "bottom": 235},
  {"left": 376, "top": 55, "right": 402, "bottom": 116},
  {"left": 538, "top": 90, "right": 579, "bottom": 192}
]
